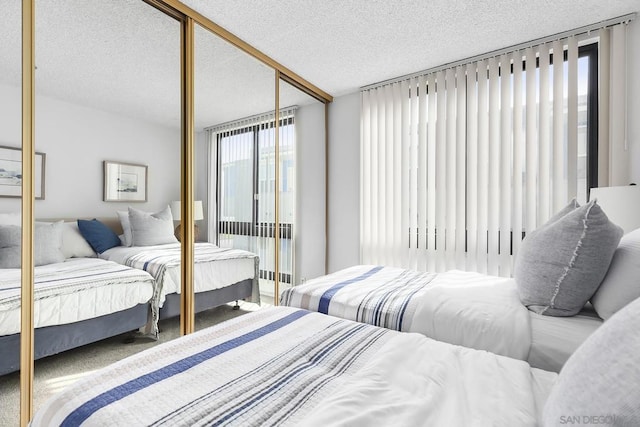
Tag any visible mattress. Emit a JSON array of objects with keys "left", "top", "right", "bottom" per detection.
[
  {"left": 31, "top": 306, "right": 556, "bottom": 426},
  {"left": 281, "top": 265, "right": 532, "bottom": 360},
  {"left": 281, "top": 265, "right": 603, "bottom": 372},
  {"left": 100, "top": 242, "right": 259, "bottom": 304},
  {"left": 528, "top": 304, "right": 603, "bottom": 372},
  {"left": 0, "top": 258, "right": 155, "bottom": 336}
]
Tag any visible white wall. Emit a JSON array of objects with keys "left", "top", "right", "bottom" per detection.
[
  {"left": 327, "top": 92, "right": 360, "bottom": 273},
  {"left": 326, "top": 18, "right": 640, "bottom": 272},
  {"left": 195, "top": 130, "right": 209, "bottom": 239},
  {"left": 294, "top": 102, "right": 326, "bottom": 283},
  {"left": 0, "top": 83, "right": 180, "bottom": 218}
]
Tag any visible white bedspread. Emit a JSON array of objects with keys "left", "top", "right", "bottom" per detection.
[
  {"left": 282, "top": 265, "right": 532, "bottom": 360},
  {"left": 100, "top": 243, "right": 259, "bottom": 304},
  {"left": 31, "top": 307, "right": 555, "bottom": 427},
  {"left": 528, "top": 305, "right": 603, "bottom": 372},
  {"left": 0, "top": 258, "right": 155, "bottom": 336}
]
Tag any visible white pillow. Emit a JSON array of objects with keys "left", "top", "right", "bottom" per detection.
[
  {"left": 0, "top": 212, "right": 21, "bottom": 226},
  {"left": 128, "top": 206, "right": 178, "bottom": 246},
  {"left": 591, "top": 228, "right": 640, "bottom": 319},
  {"left": 61, "top": 222, "right": 96, "bottom": 258},
  {"left": 117, "top": 210, "right": 133, "bottom": 247}
]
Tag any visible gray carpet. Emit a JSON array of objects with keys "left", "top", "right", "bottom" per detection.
[{"left": 0, "top": 300, "right": 263, "bottom": 426}]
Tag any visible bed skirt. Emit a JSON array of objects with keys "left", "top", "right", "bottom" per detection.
[
  {"left": 0, "top": 303, "right": 149, "bottom": 376},
  {"left": 158, "top": 279, "right": 254, "bottom": 320}
]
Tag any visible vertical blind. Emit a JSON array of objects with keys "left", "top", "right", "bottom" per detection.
[
  {"left": 206, "top": 107, "right": 297, "bottom": 292},
  {"left": 360, "top": 23, "right": 628, "bottom": 277}
]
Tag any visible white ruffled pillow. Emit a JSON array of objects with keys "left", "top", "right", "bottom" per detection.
[{"left": 61, "top": 222, "right": 96, "bottom": 258}]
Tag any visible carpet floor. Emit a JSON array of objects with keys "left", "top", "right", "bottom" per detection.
[{"left": 0, "top": 300, "right": 263, "bottom": 426}]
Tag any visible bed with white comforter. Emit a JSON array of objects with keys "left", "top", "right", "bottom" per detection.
[
  {"left": 0, "top": 258, "right": 155, "bottom": 336},
  {"left": 280, "top": 265, "right": 603, "bottom": 371},
  {"left": 31, "top": 306, "right": 556, "bottom": 427},
  {"left": 0, "top": 257, "right": 156, "bottom": 375},
  {"left": 100, "top": 242, "right": 260, "bottom": 306}
]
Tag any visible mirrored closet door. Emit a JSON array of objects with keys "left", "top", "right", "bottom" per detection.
[
  {"left": 31, "top": 0, "right": 181, "bottom": 416},
  {"left": 193, "top": 22, "right": 275, "bottom": 331},
  {"left": 278, "top": 78, "right": 327, "bottom": 293},
  {"left": 0, "top": 1, "right": 23, "bottom": 424},
  {"left": 7, "top": 1, "right": 332, "bottom": 423}
]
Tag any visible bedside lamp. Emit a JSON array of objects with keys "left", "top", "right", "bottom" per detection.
[
  {"left": 170, "top": 200, "right": 204, "bottom": 241},
  {"left": 589, "top": 185, "right": 640, "bottom": 234}
]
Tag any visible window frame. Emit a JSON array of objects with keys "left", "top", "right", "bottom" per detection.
[{"left": 215, "top": 116, "right": 294, "bottom": 283}]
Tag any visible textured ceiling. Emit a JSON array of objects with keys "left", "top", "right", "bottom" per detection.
[
  {"left": 182, "top": 0, "right": 639, "bottom": 95},
  {"left": 0, "top": 0, "right": 638, "bottom": 129}
]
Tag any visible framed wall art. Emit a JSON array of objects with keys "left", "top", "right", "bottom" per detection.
[
  {"left": 0, "top": 145, "right": 46, "bottom": 199},
  {"left": 103, "top": 160, "right": 148, "bottom": 202}
]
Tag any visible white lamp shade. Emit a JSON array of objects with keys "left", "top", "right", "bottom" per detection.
[
  {"left": 590, "top": 186, "right": 640, "bottom": 234},
  {"left": 170, "top": 200, "right": 204, "bottom": 221}
]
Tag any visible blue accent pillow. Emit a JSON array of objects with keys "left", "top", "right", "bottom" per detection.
[{"left": 77, "top": 219, "right": 121, "bottom": 254}]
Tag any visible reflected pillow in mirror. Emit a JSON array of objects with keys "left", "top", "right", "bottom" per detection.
[
  {"left": 61, "top": 222, "right": 96, "bottom": 258},
  {"left": 128, "top": 206, "right": 178, "bottom": 246},
  {"left": 0, "top": 221, "right": 65, "bottom": 267},
  {"left": 117, "top": 210, "right": 133, "bottom": 247},
  {"left": 77, "top": 218, "right": 121, "bottom": 254}
]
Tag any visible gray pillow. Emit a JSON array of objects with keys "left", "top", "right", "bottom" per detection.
[
  {"left": 0, "top": 225, "right": 22, "bottom": 268},
  {"left": 591, "top": 228, "right": 640, "bottom": 319},
  {"left": 0, "top": 221, "right": 65, "bottom": 268},
  {"left": 515, "top": 200, "right": 623, "bottom": 316},
  {"left": 543, "top": 295, "right": 640, "bottom": 426},
  {"left": 129, "top": 206, "right": 178, "bottom": 246}
]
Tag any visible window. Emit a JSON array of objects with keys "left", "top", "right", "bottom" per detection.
[
  {"left": 214, "top": 111, "right": 296, "bottom": 290},
  {"left": 361, "top": 36, "right": 608, "bottom": 277}
]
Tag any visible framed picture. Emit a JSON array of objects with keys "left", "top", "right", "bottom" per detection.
[
  {"left": 0, "top": 145, "right": 46, "bottom": 199},
  {"left": 103, "top": 161, "right": 148, "bottom": 202}
]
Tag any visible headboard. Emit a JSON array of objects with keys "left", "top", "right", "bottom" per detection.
[{"left": 39, "top": 217, "right": 123, "bottom": 235}]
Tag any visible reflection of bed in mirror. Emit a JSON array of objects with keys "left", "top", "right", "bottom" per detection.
[
  {"left": 99, "top": 242, "right": 260, "bottom": 319},
  {"left": 0, "top": 218, "right": 158, "bottom": 376},
  {"left": 92, "top": 208, "right": 261, "bottom": 320},
  {"left": 0, "top": 257, "right": 155, "bottom": 376}
]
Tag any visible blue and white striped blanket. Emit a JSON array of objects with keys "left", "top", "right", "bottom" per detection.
[
  {"left": 281, "top": 265, "right": 533, "bottom": 360},
  {"left": 119, "top": 244, "right": 256, "bottom": 284},
  {"left": 0, "top": 258, "right": 156, "bottom": 335},
  {"left": 281, "top": 265, "right": 437, "bottom": 331},
  {"left": 31, "top": 307, "right": 553, "bottom": 426},
  {"left": 101, "top": 243, "right": 260, "bottom": 304}
]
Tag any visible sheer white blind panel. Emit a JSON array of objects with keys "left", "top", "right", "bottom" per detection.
[
  {"left": 360, "top": 22, "right": 629, "bottom": 276},
  {"left": 207, "top": 107, "right": 297, "bottom": 292}
]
